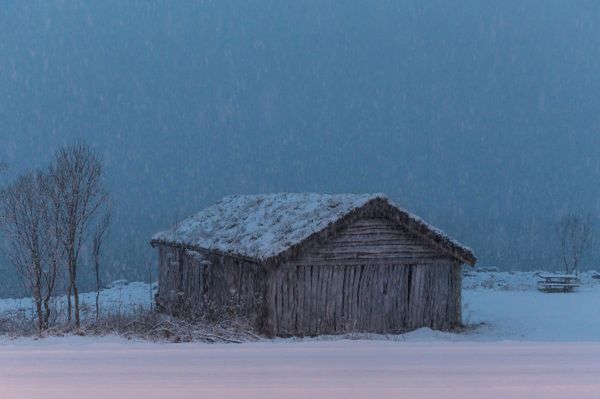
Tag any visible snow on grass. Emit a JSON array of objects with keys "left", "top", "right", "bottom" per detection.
[{"left": 0, "top": 281, "right": 156, "bottom": 322}]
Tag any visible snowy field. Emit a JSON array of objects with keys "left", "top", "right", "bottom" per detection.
[
  {"left": 1, "top": 271, "right": 600, "bottom": 398},
  {"left": 0, "top": 280, "right": 157, "bottom": 321}
]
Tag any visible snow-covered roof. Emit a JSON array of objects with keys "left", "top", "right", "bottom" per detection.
[{"left": 151, "top": 193, "right": 476, "bottom": 264}]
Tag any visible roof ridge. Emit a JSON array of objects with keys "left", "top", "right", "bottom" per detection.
[{"left": 150, "top": 192, "right": 475, "bottom": 265}]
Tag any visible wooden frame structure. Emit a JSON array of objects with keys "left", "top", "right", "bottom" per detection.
[{"left": 151, "top": 194, "right": 476, "bottom": 337}]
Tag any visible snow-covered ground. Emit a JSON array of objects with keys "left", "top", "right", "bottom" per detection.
[
  {"left": 462, "top": 270, "right": 600, "bottom": 341},
  {"left": 1, "top": 271, "right": 600, "bottom": 398},
  {"left": 0, "top": 280, "right": 157, "bottom": 321},
  {"left": 2, "top": 337, "right": 600, "bottom": 399}
]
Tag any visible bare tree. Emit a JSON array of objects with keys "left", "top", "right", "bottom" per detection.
[
  {"left": 92, "top": 210, "right": 111, "bottom": 320},
  {"left": 556, "top": 213, "right": 593, "bottom": 275},
  {"left": 48, "top": 143, "right": 109, "bottom": 328},
  {"left": 0, "top": 171, "right": 61, "bottom": 332}
]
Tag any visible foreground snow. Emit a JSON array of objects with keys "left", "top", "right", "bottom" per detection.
[{"left": 1, "top": 337, "right": 600, "bottom": 399}]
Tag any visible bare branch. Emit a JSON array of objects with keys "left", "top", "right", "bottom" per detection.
[
  {"left": 0, "top": 170, "right": 61, "bottom": 332},
  {"left": 556, "top": 213, "right": 593, "bottom": 275},
  {"left": 47, "top": 142, "right": 111, "bottom": 328},
  {"left": 92, "top": 207, "right": 111, "bottom": 320}
]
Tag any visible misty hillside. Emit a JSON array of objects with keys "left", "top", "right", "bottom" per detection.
[{"left": 2, "top": 1, "right": 600, "bottom": 295}]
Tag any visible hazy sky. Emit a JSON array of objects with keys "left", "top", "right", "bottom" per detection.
[{"left": 2, "top": 1, "right": 600, "bottom": 293}]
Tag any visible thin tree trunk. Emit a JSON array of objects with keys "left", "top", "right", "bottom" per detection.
[
  {"left": 67, "top": 273, "right": 73, "bottom": 323},
  {"left": 74, "top": 285, "right": 80, "bottom": 328},
  {"left": 73, "top": 262, "right": 80, "bottom": 328},
  {"left": 43, "top": 298, "right": 51, "bottom": 330},
  {"left": 35, "top": 299, "right": 43, "bottom": 333},
  {"left": 95, "top": 261, "right": 100, "bottom": 320}
]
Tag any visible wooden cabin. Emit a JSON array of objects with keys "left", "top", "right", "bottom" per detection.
[{"left": 150, "top": 193, "right": 476, "bottom": 337}]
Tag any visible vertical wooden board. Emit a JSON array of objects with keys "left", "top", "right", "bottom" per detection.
[
  {"left": 422, "top": 265, "right": 431, "bottom": 327},
  {"left": 390, "top": 265, "right": 398, "bottom": 329},
  {"left": 296, "top": 266, "right": 302, "bottom": 334},
  {"left": 398, "top": 265, "right": 407, "bottom": 329},
  {"left": 265, "top": 271, "right": 276, "bottom": 336},
  {"left": 340, "top": 266, "right": 348, "bottom": 330},
  {"left": 292, "top": 267, "right": 298, "bottom": 334},
  {"left": 352, "top": 266, "right": 360, "bottom": 330},
  {"left": 331, "top": 266, "right": 339, "bottom": 333},
  {"left": 367, "top": 266, "right": 376, "bottom": 331},
  {"left": 379, "top": 266, "right": 386, "bottom": 332},
  {"left": 322, "top": 267, "right": 331, "bottom": 334},
  {"left": 330, "top": 266, "right": 337, "bottom": 333},
  {"left": 348, "top": 266, "right": 357, "bottom": 330},
  {"left": 275, "top": 269, "right": 282, "bottom": 334},
  {"left": 425, "top": 265, "right": 434, "bottom": 327},
  {"left": 361, "top": 265, "right": 371, "bottom": 331},
  {"left": 382, "top": 265, "right": 391, "bottom": 332},
  {"left": 281, "top": 268, "right": 288, "bottom": 334},
  {"left": 373, "top": 266, "right": 382, "bottom": 332},
  {"left": 313, "top": 266, "right": 321, "bottom": 335},
  {"left": 310, "top": 265, "right": 318, "bottom": 335},
  {"left": 341, "top": 266, "right": 354, "bottom": 332},
  {"left": 427, "top": 265, "right": 437, "bottom": 328},
  {"left": 334, "top": 266, "right": 344, "bottom": 333},
  {"left": 353, "top": 265, "right": 364, "bottom": 331},
  {"left": 453, "top": 263, "right": 462, "bottom": 328},
  {"left": 285, "top": 268, "right": 295, "bottom": 334},
  {"left": 408, "top": 266, "right": 420, "bottom": 329},
  {"left": 317, "top": 267, "right": 325, "bottom": 334},
  {"left": 394, "top": 265, "right": 404, "bottom": 330},
  {"left": 436, "top": 264, "right": 451, "bottom": 329},
  {"left": 383, "top": 265, "right": 392, "bottom": 331},
  {"left": 290, "top": 267, "right": 296, "bottom": 333},
  {"left": 360, "top": 265, "right": 370, "bottom": 331},
  {"left": 322, "top": 267, "right": 329, "bottom": 333},
  {"left": 303, "top": 265, "right": 311, "bottom": 334},
  {"left": 417, "top": 265, "right": 428, "bottom": 328},
  {"left": 325, "top": 266, "right": 334, "bottom": 333},
  {"left": 323, "top": 267, "right": 330, "bottom": 333},
  {"left": 395, "top": 265, "right": 404, "bottom": 330},
  {"left": 429, "top": 265, "right": 439, "bottom": 328}
]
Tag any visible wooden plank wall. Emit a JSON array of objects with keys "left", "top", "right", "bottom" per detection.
[
  {"left": 155, "top": 245, "right": 266, "bottom": 327},
  {"left": 265, "top": 261, "right": 461, "bottom": 336},
  {"left": 157, "top": 215, "right": 464, "bottom": 337},
  {"left": 266, "top": 217, "right": 462, "bottom": 336}
]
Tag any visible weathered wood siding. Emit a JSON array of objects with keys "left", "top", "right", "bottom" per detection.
[
  {"left": 157, "top": 217, "right": 464, "bottom": 337},
  {"left": 156, "top": 245, "right": 266, "bottom": 327},
  {"left": 264, "top": 217, "right": 462, "bottom": 336},
  {"left": 288, "top": 218, "right": 452, "bottom": 266},
  {"left": 264, "top": 261, "right": 461, "bottom": 336}
]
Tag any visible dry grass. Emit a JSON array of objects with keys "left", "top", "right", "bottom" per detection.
[{"left": 0, "top": 307, "right": 262, "bottom": 343}]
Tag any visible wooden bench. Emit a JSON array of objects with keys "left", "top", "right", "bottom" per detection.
[{"left": 537, "top": 273, "right": 580, "bottom": 293}]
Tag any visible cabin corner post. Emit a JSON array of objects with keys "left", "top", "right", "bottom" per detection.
[{"left": 455, "top": 262, "right": 463, "bottom": 329}]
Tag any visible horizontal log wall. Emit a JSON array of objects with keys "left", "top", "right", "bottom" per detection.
[{"left": 288, "top": 218, "right": 451, "bottom": 266}]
